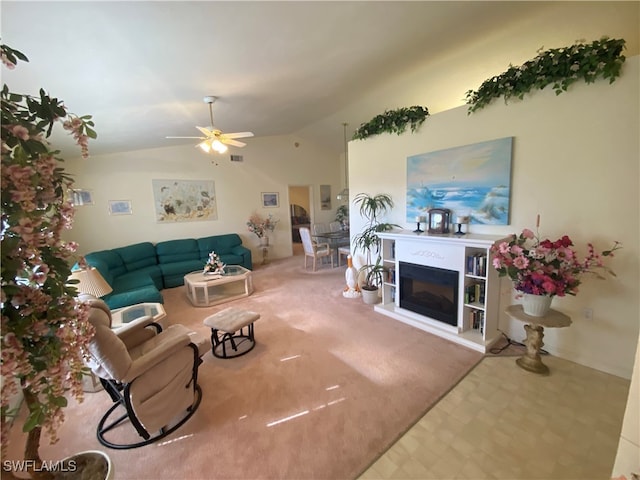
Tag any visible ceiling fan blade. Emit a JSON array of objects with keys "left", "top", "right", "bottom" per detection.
[
  {"left": 224, "top": 132, "right": 254, "bottom": 139},
  {"left": 196, "top": 126, "right": 218, "bottom": 137},
  {"left": 221, "top": 138, "right": 247, "bottom": 148}
]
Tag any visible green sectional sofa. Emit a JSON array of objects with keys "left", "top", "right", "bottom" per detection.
[{"left": 83, "top": 233, "right": 252, "bottom": 309}]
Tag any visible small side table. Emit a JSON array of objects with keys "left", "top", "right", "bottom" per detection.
[
  {"left": 111, "top": 302, "right": 167, "bottom": 330},
  {"left": 261, "top": 245, "right": 271, "bottom": 265},
  {"left": 505, "top": 305, "right": 572, "bottom": 375}
]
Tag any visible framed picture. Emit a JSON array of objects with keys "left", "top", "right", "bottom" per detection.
[
  {"left": 261, "top": 192, "right": 279, "bottom": 208},
  {"left": 152, "top": 179, "right": 217, "bottom": 223},
  {"left": 71, "top": 189, "right": 94, "bottom": 206},
  {"left": 108, "top": 200, "right": 133, "bottom": 215},
  {"left": 320, "top": 185, "right": 331, "bottom": 210},
  {"left": 406, "top": 137, "right": 513, "bottom": 225}
]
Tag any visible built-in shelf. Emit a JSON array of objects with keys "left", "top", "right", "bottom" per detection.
[{"left": 375, "top": 230, "right": 508, "bottom": 353}]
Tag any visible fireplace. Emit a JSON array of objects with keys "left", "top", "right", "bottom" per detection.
[{"left": 399, "top": 262, "right": 458, "bottom": 327}]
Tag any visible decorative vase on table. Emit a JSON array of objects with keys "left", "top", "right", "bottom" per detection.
[
  {"left": 522, "top": 293, "right": 553, "bottom": 317},
  {"left": 259, "top": 236, "right": 269, "bottom": 247}
]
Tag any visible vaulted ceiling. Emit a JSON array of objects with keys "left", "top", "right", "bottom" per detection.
[{"left": 2, "top": 1, "right": 638, "bottom": 158}]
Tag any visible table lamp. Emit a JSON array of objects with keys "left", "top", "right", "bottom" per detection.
[{"left": 69, "top": 260, "right": 113, "bottom": 298}]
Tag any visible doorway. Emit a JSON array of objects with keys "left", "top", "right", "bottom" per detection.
[{"left": 288, "top": 185, "right": 312, "bottom": 255}]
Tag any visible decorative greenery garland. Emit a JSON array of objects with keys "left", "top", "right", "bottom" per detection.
[
  {"left": 352, "top": 106, "right": 429, "bottom": 140},
  {"left": 465, "top": 37, "right": 626, "bottom": 114}
]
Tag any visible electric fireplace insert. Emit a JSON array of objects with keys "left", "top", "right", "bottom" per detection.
[{"left": 399, "top": 262, "right": 458, "bottom": 327}]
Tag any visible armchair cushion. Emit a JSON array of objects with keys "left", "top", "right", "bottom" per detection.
[{"left": 123, "top": 325, "right": 192, "bottom": 382}]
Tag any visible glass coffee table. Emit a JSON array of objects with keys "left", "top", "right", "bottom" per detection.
[
  {"left": 184, "top": 265, "right": 254, "bottom": 307},
  {"left": 111, "top": 302, "right": 167, "bottom": 330}
]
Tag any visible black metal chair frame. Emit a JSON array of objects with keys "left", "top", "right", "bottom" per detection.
[
  {"left": 96, "top": 342, "right": 202, "bottom": 449},
  {"left": 210, "top": 323, "right": 256, "bottom": 359}
]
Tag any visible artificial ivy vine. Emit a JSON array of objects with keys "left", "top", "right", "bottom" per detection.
[
  {"left": 352, "top": 105, "right": 429, "bottom": 140},
  {"left": 465, "top": 37, "right": 626, "bottom": 114}
]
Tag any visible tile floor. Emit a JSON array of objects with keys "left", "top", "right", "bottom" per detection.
[{"left": 359, "top": 355, "right": 630, "bottom": 480}]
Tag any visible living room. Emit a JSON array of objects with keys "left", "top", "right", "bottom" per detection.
[{"left": 2, "top": 1, "right": 639, "bottom": 479}]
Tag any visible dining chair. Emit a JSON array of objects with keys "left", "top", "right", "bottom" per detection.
[
  {"left": 299, "top": 227, "right": 333, "bottom": 271},
  {"left": 329, "top": 221, "right": 342, "bottom": 232},
  {"left": 312, "top": 223, "right": 330, "bottom": 236}
]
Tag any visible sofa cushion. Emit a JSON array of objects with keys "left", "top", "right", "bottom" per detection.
[
  {"left": 219, "top": 253, "right": 245, "bottom": 267},
  {"left": 113, "top": 271, "right": 156, "bottom": 292},
  {"left": 198, "top": 234, "right": 252, "bottom": 270},
  {"left": 159, "top": 260, "right": 205, "bottom": 288},
  {"left": 103, "top": 286, "right": 164, "bottom": 311},
  {"left": 85, "top": 250, "right": 126, "bottom": 285},
  {"left": 197, "top": 234, "right": 241, "bottom": 258},
  {"left": 114, "top": 242, "right": 158, "bottom": 271},
  {"left": 156, "top": 239, "right": 200, "bottom": 264}
]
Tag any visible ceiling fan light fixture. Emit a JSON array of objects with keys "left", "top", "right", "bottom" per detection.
[
  {"left": 212, "top": 139, "right": 228, "bottom": 154},
  {"left": 198, "top": 140, "right": 211, "bottom": 153}
]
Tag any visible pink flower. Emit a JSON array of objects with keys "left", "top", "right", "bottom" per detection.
[
  {"left": 522, "top": 228, "right": 535, "bottom": 239},
  {"left": 513, "top": 255, "right": 529, "bottom": 270},
  {"left": 9, "top": 125, "right": 30, "bottom": 140},
  {"left": 1, "top": 52, "right": 16, "bottom": 69}
]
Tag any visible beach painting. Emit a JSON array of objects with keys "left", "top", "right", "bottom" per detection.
[{"left": 406, "top": 137, "right": 513, "bottom": 225}]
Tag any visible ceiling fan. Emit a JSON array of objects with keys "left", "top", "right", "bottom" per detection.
[{"left": 166, "top": 96, "right": 254, "bottom": 154}]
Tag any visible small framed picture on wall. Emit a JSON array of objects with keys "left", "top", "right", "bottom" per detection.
[
  {"left": 71, "top": 189, "right": 94, "bottom": 206},
  {"left": 108, "top": 200, "right": 133, "bottom": 215},
  {"left": 320, "top": 185, "right": 331, "bottom": 210},
  {"left": 261, "top": 192, "right": 279, "bottom": 208}
]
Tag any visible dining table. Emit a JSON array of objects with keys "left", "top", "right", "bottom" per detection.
[{"left": 312, "top": 230, "right": 350, "bottom": 267}]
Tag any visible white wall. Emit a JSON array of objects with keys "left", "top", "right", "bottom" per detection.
[
  {"left": 349, "top": 56, "right": 639, "bottom": 379},
  {"left": 65, "top": 134, "right": 342, "bottom": 263}
]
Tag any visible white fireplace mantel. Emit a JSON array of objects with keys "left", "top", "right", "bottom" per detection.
[{"left": 374, "top": 229, "right": 509, "bottom": 353}]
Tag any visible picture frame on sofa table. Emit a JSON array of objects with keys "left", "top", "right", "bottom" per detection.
[
  {"left": 261, "top": 192, "right": 279, "bottom": 208},
  {"left": 108, "top": 200, "right": 133, "bottom": 215}
]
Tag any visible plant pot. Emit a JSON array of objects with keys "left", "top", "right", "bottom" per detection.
[
  {"left": 54, "top": 450, "right": 113, "bottom": 480},
  {"left": 361, "top": 287, "right": 380, "bottom": 305},
  {"left": 522, "top": 293, "right": 552, "bottom": 317}
]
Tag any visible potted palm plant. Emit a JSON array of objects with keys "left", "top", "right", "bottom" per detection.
[
  {"left": 1, "top": 44, "right": 111, "bottom": 479},
  {"left": 352, "top": 193, "right": 398, "bottom": 304}
]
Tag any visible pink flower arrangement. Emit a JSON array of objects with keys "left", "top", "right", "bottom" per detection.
[
  {"left": 246, "top": 213, "right": 279, "bottom": 238},
  {"left": 491, "top": 228, "right": 621, "bottom": 297},
  {"left": 1, "top": 43, "right": 96, "bottom": 471}
]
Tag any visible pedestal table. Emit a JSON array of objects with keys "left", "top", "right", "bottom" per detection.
[{"left": 505, "top": 305, "right": 572, "bottom": 375}]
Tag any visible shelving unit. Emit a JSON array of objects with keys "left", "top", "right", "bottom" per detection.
[
  {"left": 381, "top": 238, "right": 396, "bottom": 305},
  {"left": 375, "top": 230, "right": 507, "bottom": 353}
]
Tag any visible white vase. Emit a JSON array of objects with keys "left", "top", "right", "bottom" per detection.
[
  {"left": 522, "top": 293, "right": 552, "bottom": 317},
  {"left": 259, "top": 236, "right": 269, "bottom": 247}
]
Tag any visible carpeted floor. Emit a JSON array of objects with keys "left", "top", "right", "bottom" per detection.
[{"left": 5, "top": 254, "right": 483, "bottom": 480}]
